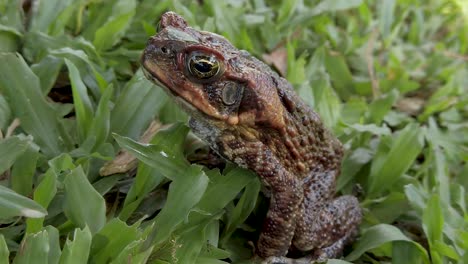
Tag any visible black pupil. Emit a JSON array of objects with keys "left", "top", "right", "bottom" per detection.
[
  {"left": 193, "top": 60, "right": 212, "bottom": 73},
  {"left": 187, "top": 53, "right": 220, "bottom": 79}
]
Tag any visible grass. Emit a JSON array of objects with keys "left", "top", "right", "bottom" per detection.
[{"left": 0, "top": 0, "right": 467, "bottom": 263}]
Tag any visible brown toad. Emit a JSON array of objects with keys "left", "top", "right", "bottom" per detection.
[{"left": 141, "top": 12, "right": 361, "bottom": 263}]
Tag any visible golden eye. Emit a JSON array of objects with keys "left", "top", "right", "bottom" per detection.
[{"left": 187, "top": 52, "right": 220, "bottom": 79}]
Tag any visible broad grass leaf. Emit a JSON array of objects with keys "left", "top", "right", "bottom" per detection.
[
  {"left": 26, "top": 170, "right": 57, "bottom": 234},
  {"left": 324, "top": 50, "right": 355, "bottom": 100},
  {"left": 0, "top": 185, "right": 47, "bottom": 219},
  {"left": 195, "top": 168, "right": 257, "bottom": 214},
  {"left": 286, "top": 41, "right": 306, "bottom": 85},
  {"left": 115, "top": 123, "right": 209, "bottom": 250},
  {"left": 277, "top": 0, "right": 299, "bottom": 26},
  {"left": 1, "top": 0, "right": 23, "bottom": 28},
  {"left": 120, "top": 162, "right": 165, "bottom": 221},
  {"left": 368, "top": 123, "right": 424, "bottom": 195},
  {"left": 349, "top": 124, "right": 391, "bottom": 136},
  {"left": 90, "top": 219, "right": 140, "bottom": 263},
  {"left": 48, "top": 153, "right": 76, "bottom": 173},
  {"left": 159, "top": 99, "right": 188, "bottom": 123},
  {"left": 49, "top": 47, "right": 107, "bottom": 94},
  {"left": 221, "top": 171, "right": 261, "bottom": 244},
  {"left": 0, "top": 54, "right": 68, "bottom": 157},
  {"left": 65, "top": 59, "right": 94, "bottom": 142},
  {"left": 392, "top": 240, "right": 425, "bottom": 264},
  {"left": 63, "top": 166, "right": 106, "bottom": 234},
  {"left": 110, "top": 70, "right": 168, "bottom": 139},
  {"left": 302, "top": 47, "right": 341, "bottom": 127},
  {"left": 59, "top": 227, "right": 92, "bottom": 264},
  {"left": 113, "top": 133, "right": 185, "bottom": 177},
  {"left": 0, "top": 135, "right": 32, "bottom": 175},
  {"left": 148, "top": 165, "right": 209, "bottom": 246},
  {"left": 0, "top": 234, "right": 9, "bottom": 263},
  {"left": 337, "top": 148, "right": 373, "bottom": 191},
  {"left": 175, "top": 222, "right": 210, "bottom": 264},
  {"left": 31, "top": 55, "right": 63, "bottom": 95},
  {"left": 0, "top": 25, "right": 21, "bottom": 52},
  {"left": 44, "top": 226, "right": 61, "bottom": 264},
  {"left": 423, "top": 194, "right": 443, "bottom": 246},
  {"left": 345, "top": 224, "right": 429, "bottom": 262},
  {"left": 433, "top": 240, "right": 460, "bottom": 261},
  {"left": 28, "top": 0, "right": 74, "bottom": 34},
  {"left": 150, "top": 122, "right": 189, "bottom": 159},
  {"left": 311, "top": 0, "right": 363, "bottom": 15},
  {"left": 10, "top": 146, "right": 39, "bottom": 196},
  {"left": 92, "top": 174, "right": 122, "bottom": 195},
  {"left": 88, "top": 84, "right": 113, "bottom": 151},
  {"left": 368, "top": 192, "right": 409, "bottom": 224},
  {"left": 378, "top": 0, "right": 396, "bottom": 39},
  {"left": 12, "top": 231, "right": 49, "bottom": 264},
  {"left": 368, "top": 90, "right": 398, "bottom": 124},
  {"left": 93, "top": 0, "right": 136, "bottom": 51},
  {"left": 0, "top": 94, "right": 11, "bottom": 130},
  {"left": 110, "top": 240, "right": 153, "bottom": 264},
  {"left": 83, "top": 0, "right": 136, "bottom": 44},
  {"left": 404, "top": 184, "right": 427, "bottom": 213}
]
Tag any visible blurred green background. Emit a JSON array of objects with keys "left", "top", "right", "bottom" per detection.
[{"left": 0, "top": 0, "right": 467, "bottom": 263}]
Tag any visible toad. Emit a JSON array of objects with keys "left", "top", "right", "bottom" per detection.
[{"left": 141, "top": 12, "right": 361, "bottom": 263}]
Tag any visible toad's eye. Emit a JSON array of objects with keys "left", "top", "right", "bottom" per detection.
[{"left": 187, "top": 53, "right": 221, "bottom": 79}]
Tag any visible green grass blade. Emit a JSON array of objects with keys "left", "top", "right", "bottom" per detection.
[
  {"left": 59, "top": 227, "right": 92, "bottom": 264},
  {"left": 31, "top": 55, "right": 64, "bottom": 95},
  {"left": 110, "top": 70, "right": 168, "bottom": 139},
  {"left": 26, "top": 169, "right": 58, "bottom": 234},
  {"left": 0, "top": 94, "right": 11, "bottom": 130},
  {"left": 221, "top": 173, "right": 261, "bottom": 244},
  {"left": 368, "top": 123, "right": 424, "bottom": 195},
  {"left": 0, "top": 135, "right": 32, "bottom": 175},
  {"left": 88, "top": 84, "right": 113, "bottom": 150},
  {"left": 63, "top": 167, "right": 106, "bottom": 234},
  {"left": 0, "top": 185, "right": 47, "bottom": 219},
  {"left": 146, "top": 165, "right": 209, "bottom": 247},
  {"left": 120, "top": 162, "right": 165, "bottom": 221},
  {"left": 45, "top": 226, "right": 61, "bottom": 264},
  {"left": 28, "top": 0, "right": 74, "bottom": 34},
  {"left": 0, "top": 53, "right": 66, "bottom": 157},
  {"left": 0, "top": 234, "right": 9, "bottom": 263},
  {"left": 112, "top": 123, "right": 190, "bottom": 180},
  {"left": 65, "top": 59, "right": 94, "bottom": 142},
  {"left": 378, "top": 0, "right": 396, "bottom": 39},
  {"left": 345, "top": 224, "right": 429, "bottom": 262},
  {"left": 324, "top": 50, "right": 355, "bottom": 100},
  {"left": 12, "top": 231, "right": 49, "bottom": 264},
  {"left": 90, "top": 219, "right": 140, "bottom": 263},
  {"left": 93, "top": 0, "right": 136, "bottom": 51},
  {"left": 10, "top": 146, "right": 39, "bottom": 196},
  {"left": 195, "top": 168, "right": 257, "bottom": 214}
]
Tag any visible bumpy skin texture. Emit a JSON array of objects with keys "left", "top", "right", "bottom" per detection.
[{"left": 141, "top": 12, "right": 362, "bottom": 263}]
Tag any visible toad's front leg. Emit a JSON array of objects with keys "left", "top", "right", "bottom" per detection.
[
  {"left": 256, "top": 168, "right": 303, "bottom": 258},
  {"left": 221, "top": 138, "right": 303, "bottom": 258}
]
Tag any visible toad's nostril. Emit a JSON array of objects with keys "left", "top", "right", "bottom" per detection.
[{"left": 160, "top": 46, "right": 172, "bottom": 55}]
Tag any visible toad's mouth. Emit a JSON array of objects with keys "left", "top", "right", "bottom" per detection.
[
  {"left": 141, "top": 62, "right": 201, "bottom": 115},
  {"left": 141, "top": 58, "right": 231, "bottom": 123}
]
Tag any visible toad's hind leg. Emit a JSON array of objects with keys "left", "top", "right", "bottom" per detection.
[{"left": 293, "top": 170, "right": 361, "bottom": 261}]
